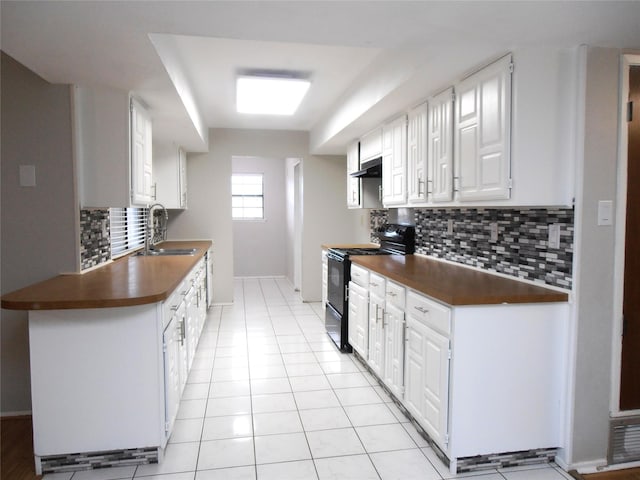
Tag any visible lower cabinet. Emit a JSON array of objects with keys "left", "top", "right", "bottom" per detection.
[
  {"left": 348, "top": 281, "right": 369, "bottom": 358},
  {"left": 367, "top": 291, "right": 385, "bottom": 378},
  {"left": 349, "top": 263, "right": 569, "bottom": 473},
  {"left": 404, "top": 305, "right": 450, "bottom": 450},
  {"left": 383, "top": 300, "right": 406, "bottom": 399}
]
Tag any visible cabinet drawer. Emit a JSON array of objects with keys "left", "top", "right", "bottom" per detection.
[
  {"left": 369, "top": 273, "right": 386, "bottom": 298},
  {"left": 385, "top": 281, "right": 405, "bottom": 309},
  {"left": 350, "top": 264, "right": 369, "bottom": 288},
  {"left": 406, "top": 291, "right": 450, "bottom": 336}
]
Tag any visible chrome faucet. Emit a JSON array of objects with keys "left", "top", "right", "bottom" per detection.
[{"left": 145, "top": 203, "right": 168, "bottom": 254}]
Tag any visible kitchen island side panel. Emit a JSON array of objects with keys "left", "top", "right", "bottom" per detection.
[
  {"left": 29, "top": 304, "right": 165, "bottom": 456},
  {"left": 448, "top": 302, "right": 569, "bottom": 458}
]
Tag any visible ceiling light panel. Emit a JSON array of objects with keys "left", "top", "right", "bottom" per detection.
[{"left": 236, "top": 75, "right": 311, "bottom": 115}]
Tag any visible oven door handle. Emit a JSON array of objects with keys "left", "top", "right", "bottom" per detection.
[{"left": 327, "top": 251, "right": 345, "bottom": 262}]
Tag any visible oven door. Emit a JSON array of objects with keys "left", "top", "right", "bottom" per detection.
[{"left": 326, "top": 251, "right": 347, "bottom": 316}]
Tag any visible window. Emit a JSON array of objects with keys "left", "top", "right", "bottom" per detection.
[
  {"left": 232, "top": 174, "right": 264, "bottom": 220},
  {"left": 110, "top": 207, "right": 147, "bottom": 258}
]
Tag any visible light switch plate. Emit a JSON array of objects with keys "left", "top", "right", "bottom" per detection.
[
  {"left": 597, "top": 200, "right": 613, "bottom": 226},
  {"left": 19, "top": 165, "right": 36, "bottom": 187},
  {"left": 489, "top": 222, "right": 498, "bottom": 243},
  {"left": 548, "top": 224, "right": 561, "bottom": 249},
  {"left": 447, "top": 219, "right": 454, "bottom": 235}
]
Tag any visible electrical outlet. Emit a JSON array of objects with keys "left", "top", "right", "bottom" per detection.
[
  {"left": 548, "top": 224, "right": 561, "bottom": 249},
  {"left": 447, "top": 219, "right": 454, "bottom": 235},
  {"left": 489, "top": 222, "right": 498, "bottom": 243},
  {"left": 101, "top": 219, "right": 108, "bottom": 237}
]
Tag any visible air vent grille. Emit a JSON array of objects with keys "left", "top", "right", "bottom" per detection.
[{"left": 609, "top": 417, "right": 640, "bottom": 464}]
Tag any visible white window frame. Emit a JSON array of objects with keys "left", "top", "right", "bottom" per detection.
[{"left": 232, "top": 173, "right": 265, "bottom": 221}]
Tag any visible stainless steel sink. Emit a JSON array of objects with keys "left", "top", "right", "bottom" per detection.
[{"left": 136, "top": 248, "right": 197, "bottom": 256}]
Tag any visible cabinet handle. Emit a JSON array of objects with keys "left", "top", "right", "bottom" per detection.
[
  {"left": 418, "top": 178, "right": 425, "bottom": 196},
  {"left": 378, "top": 185, "right": 383, "bottom": 201},
  {"left": 170, "top": 305, "right": 179, "bottom": 311},
  {"left": 414, "top": 306, "right": 429, "bottom": 314},
  {"left": 388, "top": 291, "right": 397, "bottom": 297},
  {"left": 371, "top": 282, "right": 378, "bottom": 287}
]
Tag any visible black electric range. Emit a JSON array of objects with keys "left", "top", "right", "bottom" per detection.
[{"left": 325, "top": 224, "right": 415, "bottom": 352}]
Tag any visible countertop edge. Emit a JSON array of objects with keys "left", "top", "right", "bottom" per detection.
[
  {"left": 351, "top": 255, "right": 569, "bottom": 306},
  {"left": 1, "top": 240, "right": 212, "bottom": 311}
]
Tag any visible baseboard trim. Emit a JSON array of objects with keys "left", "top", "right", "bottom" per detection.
[{"left": 578, "top": 460, "right": 640, "bottom": 474}]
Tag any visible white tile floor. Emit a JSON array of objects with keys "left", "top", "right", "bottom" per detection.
[{"left": 44, "top": 277, "right": 575, "bottom": 480}]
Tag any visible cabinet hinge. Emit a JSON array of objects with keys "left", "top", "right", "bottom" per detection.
[
  {"left": 509, "top": 62, "right": 514, "bottom": 73},
  {"left": 448, "top": 349, "right": 452, "bottom": 360},
  {"left": 165, "top": 421, "right": 170, "bottom": 432},
  {"left": 444, "top": 433, "right": 450, "bottom": 445},
  {"left": 162, "top": 342, "right": 167, "bottom": 353},
  {"left": 507, "top": 178, "right": 513, "bottom": 190},
  {"left": 451, "top": 92, "right": 456, "bottom": 103}
]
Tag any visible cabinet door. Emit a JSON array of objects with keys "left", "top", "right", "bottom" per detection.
[
  {"left": 131, "top": 99, "right": 153, "bottom": 205},
  {"left": 163, "top": 317, "right": 181, "bottom": 435},
  {"left": 360, "top": 128, "right": 383, "bottom": 163},
  {"left": 422, "top": 324, "right": 450, "bottom": 448},
  {"left": 383, "top": 302, "right": 405, "bottom": 399},
  {"left": 404, "top": 316, "right": 450, "bottom": 450},
  {"left": 382, "top": 116, "right": 408, "bottom": 206},
  {"left": 348, "top": 281, "right": 369, "bottom": 357},
  {"left": 178, "top": 147, "right": 188, "bottom": 209},
  {"left": 407, "top": 103, "right": 429, "bottom": 205},
  {"left": 176, "top": 303, "right": 188, "bottom": 396},
  {"left": 322, "top": 250, "right": 328, "bottom": 310},
  {"left": 429, "top": 88, "right": 454, "bottom": 202},
  {"left": 368, "top": 293, "right": 385, "bottom": 377},
  {"left": 454, "top": 55, "right": 512, "bottom": 201},
  {"left": 347, "top": 141, "right": 361, "bottom": 208}
]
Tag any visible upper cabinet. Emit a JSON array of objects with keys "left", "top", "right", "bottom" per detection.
[
  {"left": 153, "top": 143, "right": 188, "bottom": 209},
  {"left": 130, "top": 99, "right": 154, "bottom": 205},
  {"left": 359, "top": 128, "right": 383, "bottom": 164},
  {"left": 74, "top": 86, "right": 152, "bottom": 208},
  {"left": 429, "top": 88, "right": 454, "bottom": 203},
  {"left": 382, "top": 115, "right": 408, "bottom": 206},
  {"left": 347, "top": 141, "right": 361, "bottom": 208},
  {"left": 454, "top": 54, "right": 512, "bottom": 201},
  {"left": 407, "top": 103, "right": 429, "bottom": 205},
  {"left": 346, "top": 50, "right": 576, "bottom": 209}
]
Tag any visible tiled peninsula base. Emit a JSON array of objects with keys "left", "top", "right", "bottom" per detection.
[{"left": 37, "top": 447, "right": 159, "bottom": 474}]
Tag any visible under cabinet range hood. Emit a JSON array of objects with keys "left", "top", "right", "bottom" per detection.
[{"left": 351, "top": 157, "right": 382, "bottom": 178}]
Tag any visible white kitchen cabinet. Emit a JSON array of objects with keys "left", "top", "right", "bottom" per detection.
[
  {"left": 454, "top": 54, "right": 512, "bottom": 201},
  {"left": 348, "top": 281, "right": 369, "bottom": 358},
  {"left": 346, "top": 141, "right": 361, "bottom": 208},
  {"left": 382, "top": 115, "right": 408, "bottom": 206},
  {"left": 153, "top": 143, "right": 187, "bottom": 209},
  {"left": 429, "top": 88, "right": 454, "bottom": 203},
  {"left": 383, "top": 301, "right": 405, "bottom": 399},
  {"left": 368, "top": 290, "right": 385, "bottom": 378},
  {"left": 359, "top": 127, "right": 383, "bottom": 163},
  {"left": 28, "top": 256, "right": 209, "bottom": 472},
  {"left": 130, "top": 98, "right": 154, "bottom": 205},
  {"left": 74, "top": 85, "right": 153, "bottom": 208},
  {"left": 407, "top": 103, "right": 429, "bottom": 205}
]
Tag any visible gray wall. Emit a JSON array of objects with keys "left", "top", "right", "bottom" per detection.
[
  {"left": 1, "top": 53, "right": 77, "bottom": 414},
  {"left": 167, "top": 128, "right": 369, "bottom": 304},
  {"left": 232, "top": 155, "right": 287, "bottom": 277},
  {"left": 568, "top": 46, "right": 624, "bottom": 467}
]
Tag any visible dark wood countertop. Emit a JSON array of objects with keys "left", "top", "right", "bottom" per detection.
[
  {"left": 350, "top": 254, "right": 568, "bottom": 306},
  {"left": 1, "top": 241, "right": 212, "bottom": 311}
]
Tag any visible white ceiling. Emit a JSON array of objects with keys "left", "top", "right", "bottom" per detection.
[{"left": 2, "top": 1, "right": 639, "bottom": 154}]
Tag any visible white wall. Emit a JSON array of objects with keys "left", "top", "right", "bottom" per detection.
[
  {"left": 564, "top": 46, "right": 626, "bottom": 469},
  {"left": 232, "top": 156, "right": 287, "bottom": 277},
  {"left": 1, "top": 53, "right": 77, "bottom": 414},
  {"left": 167, "top": 128, "right": 369, "bottom": 304},
  {"left": 300, "top": 154, "right": 370, "bottom": 301}
]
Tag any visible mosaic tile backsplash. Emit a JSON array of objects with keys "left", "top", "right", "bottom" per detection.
[
  {"left": 370, "top": 207, "right": 574, "bottom": 289},
  {"left": 80, "top": 208, "right": 111, "bottom": 270}
]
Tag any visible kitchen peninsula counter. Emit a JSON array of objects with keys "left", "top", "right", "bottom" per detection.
[
  {"left": 350, "top": 254, "right": 568, "bottom": 305},
  {"left": 1, "top": 240, "right": 212, "bottom": 310}
]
